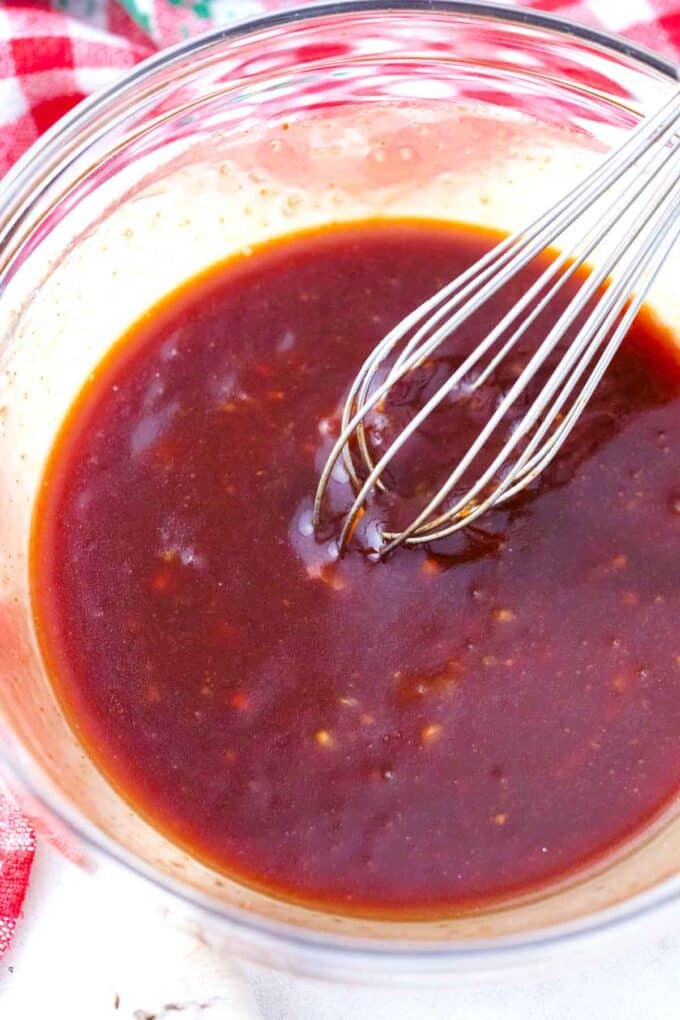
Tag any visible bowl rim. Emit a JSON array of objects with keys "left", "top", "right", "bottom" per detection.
[
  {"left": 1, "top": 0, "right": 678, "bottom": 239},
  {"left": 1, "top": 0, "right": 679, "bottom": 975}
]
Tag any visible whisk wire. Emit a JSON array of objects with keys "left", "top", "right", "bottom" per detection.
[
  {"left": 502, "top": 195, "right": 680, "bottom": 499},
  {"left": 384, "top": 89, "right": 680, "bottom": 383},
  {"left": 384, "top": 142, "right": 680, "bottom": 547},
  {"left": 393, "top": 184, "right": 680, "bottom": 547},
  {"left": 314, "top": 89, "right": 680, "bottom": 554},
  {"left": 326, "top": 90, "right": 680, "bottom": 505},
  {"left": 470, "top": 120, "right": 680, "bottom": 392}
]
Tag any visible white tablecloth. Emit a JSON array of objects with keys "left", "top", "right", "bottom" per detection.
[{"left": 1, "top": 839, "right": 679, "bottom": 1019}]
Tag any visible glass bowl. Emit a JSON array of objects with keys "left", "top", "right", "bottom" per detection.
[{"left": 0, "top": 0, "right": 678, "bottom": 982}]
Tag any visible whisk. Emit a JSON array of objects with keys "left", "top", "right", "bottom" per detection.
[{"left": 314, "top": 87, "right": 680, "bottom": 555}]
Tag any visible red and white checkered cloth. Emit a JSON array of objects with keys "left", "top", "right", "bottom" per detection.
[
  {"left": 0, "top": 791, "right": 35, "bottom": 958},
  {"left": 0, "top": 0, "right": 678, "bottom": 961}
]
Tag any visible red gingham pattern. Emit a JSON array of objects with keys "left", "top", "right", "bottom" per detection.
[
  {"left": 0, "top": 0, "right": 677, "bottom": 960},
  {"left": 0, "top": 790, "right": 35, "bottom": 958},
  {"left": 0, "top": 5, "right": 151, "bottom": 172}
]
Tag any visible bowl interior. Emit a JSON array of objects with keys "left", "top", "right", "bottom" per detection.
[{"left": 0, "top": 2, "right": 678, "bottom": 971}]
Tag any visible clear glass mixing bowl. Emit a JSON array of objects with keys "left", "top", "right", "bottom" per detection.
[{"left": 0, "top": 0, "right": 678, "bottom": 982}]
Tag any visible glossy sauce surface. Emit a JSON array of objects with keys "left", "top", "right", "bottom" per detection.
[{"left": 32, "top": 221, "right": 680, "bottom": 915}]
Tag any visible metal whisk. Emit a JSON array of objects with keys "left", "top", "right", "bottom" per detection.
[{"left": 314, "top": 87, "right": 680, "bottom": 555}]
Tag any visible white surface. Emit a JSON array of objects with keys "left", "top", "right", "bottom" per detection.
[
  {"left": 1, "top": 839, "right": 680, "bottom": 1018},
  {"left": 0, "top": 840, "right": 259, "bottom": 1019}
]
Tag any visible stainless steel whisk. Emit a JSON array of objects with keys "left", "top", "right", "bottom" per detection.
[{"left": 314, "top": 87, "right": 680, "bottom": 555}]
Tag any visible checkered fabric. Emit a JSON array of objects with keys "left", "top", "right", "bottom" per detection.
[
  {"left": 0, "top": 0, "right": 677, "bottom": 960},
  {"left": 0, "top": 791, "right": 35, "bottom": 957}
]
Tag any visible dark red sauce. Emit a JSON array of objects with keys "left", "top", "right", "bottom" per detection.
[{"left": 32, "top": 220, "right": 680, "bottom": 916}]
